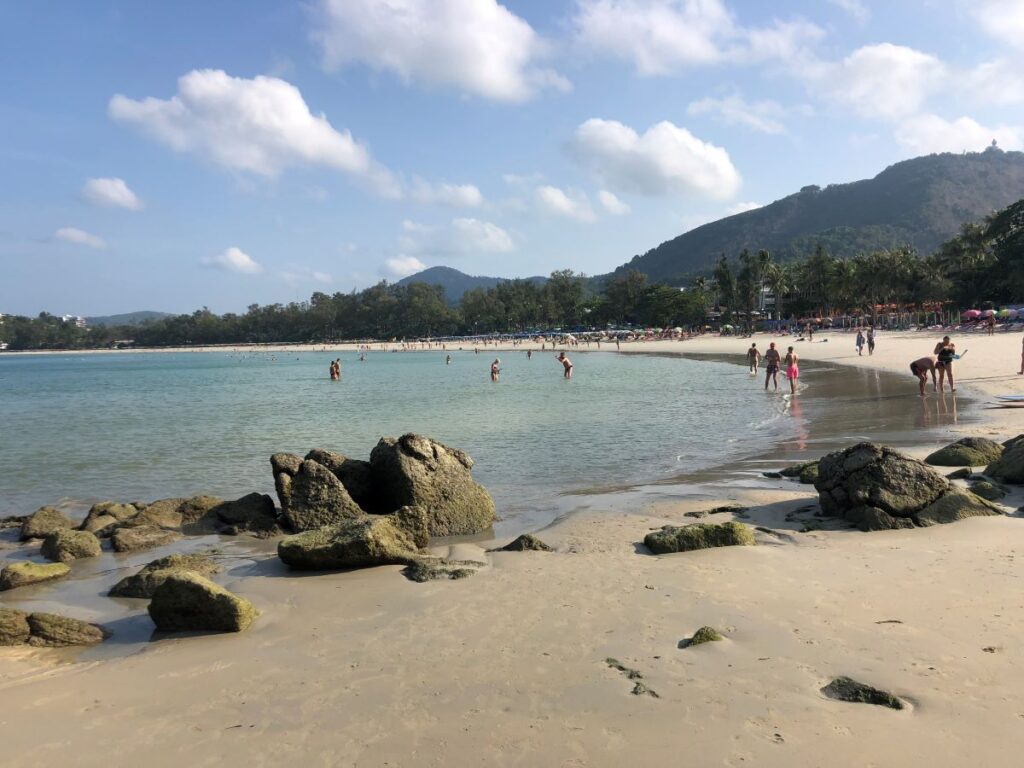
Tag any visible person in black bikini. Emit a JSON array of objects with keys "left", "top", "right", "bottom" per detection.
[
  {"left": 763, "top": 342, "right": 781, "bottom": 391},
  {"left": 934, "top": 336, "right": 956, "bottom": 392}
]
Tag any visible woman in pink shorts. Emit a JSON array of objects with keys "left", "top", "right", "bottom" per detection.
[{"left": 784, "top": 346, "right": 799, "bottom": 394}]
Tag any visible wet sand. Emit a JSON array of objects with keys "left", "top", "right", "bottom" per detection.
[{"left": 2, "top": 331, "right": 1024, "bottom": 766}]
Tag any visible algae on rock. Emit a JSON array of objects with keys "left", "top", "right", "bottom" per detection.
[{"left": 644, "top": 522, "right": 756, "bottom": 554}]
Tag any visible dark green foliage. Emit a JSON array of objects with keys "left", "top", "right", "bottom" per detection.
[{"left": 612, "top": 148, "right": 1024, "bottom": 282}]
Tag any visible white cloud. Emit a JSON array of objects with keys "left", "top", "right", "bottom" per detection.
[
  {"left": 311, "top": 0, "right": 568, "bottom": 102},
  {"left": 109, "top": 69, "right": 400, "bottom": 197},
  {"left": 502, "top": 171, "right": 544, "bottom": 187},
  {"left": 726, "top": 201, "right": 762, "bottom": 215},
  {"left": 201, "top": 246, "right": 263, "bottom": 275},
  {"left": 411, "top": 178, "right": 484, "bottom": 207},
  {"left": 572, "top": 0, "right": 823, "bottom": 76},
  {"left": 972, "top": 0, "right": 1024, "bottom": 48},
  {"left": 687, "top": 95, "right": 790, "bottom": 134},
  {"left": 400, "top": 218, "right": 516, "bottom": 254},
  {"left": 280, "top": 267, "right": 334, "bottom": 287},
  {"left": 384, "top": 255, "right": 428, "bottom": 278},
  {"left": 82, "top": 177, "right": 143, "bottom": 210},
  {"left": 451, "top": 218, "right": 515, "bottom": 252},
  {"left": 827, "top": 0, "right": 869, "bottom": 24},
  {"left": 598, "top": 189, "right": 630, "bottom": 215},
  {"left": 965, "top": 59, "right": 1024, "bottom": 105},
  {"left": 894, "top": 114, "right": 1023, "bottom": 155},
  {"left": 54, "top": 227, "right": 105, "bottom": 249},
  {"left": 536, "top": 186, "right": 597, "bottom": 222},
  {"left": 806, "top": 44, "right": 946, "bottom": 120},
  {"left": 570, "top": 118, "right": 741, "bottom": 199}
]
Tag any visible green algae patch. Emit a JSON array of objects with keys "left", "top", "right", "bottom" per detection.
[{"left": 644, "top": 522, "right": 756, "bottom": 554}]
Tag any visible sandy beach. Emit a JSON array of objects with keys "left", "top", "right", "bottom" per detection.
[{"left": 3, "top": 329, "right": 1024, "bottom": 767}]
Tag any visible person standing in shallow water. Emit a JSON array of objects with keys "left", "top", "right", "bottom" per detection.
[
  {"left": 490, "top": 358, "right": 501, "bottom": 382},
  {"left": 784, "top": 346, "right": 799, "bottom": 394},
  {"left": 557, "top": 351, "right": 573, "bottom": 378},
  {"left": 763, "top": 342, "right": 781, "bottom": 391},
  {"left": 747, "top": 343, "right": 761, "bottom": 373},
  {"left": 934, "top": 336, "right": 956, "bottom": 392}
]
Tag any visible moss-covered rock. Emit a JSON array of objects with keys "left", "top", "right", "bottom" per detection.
[
  {"left": 20, "top": 506, "right": 74, "bottom": 541},
  {"left": 122, "top": 498, "right": 187, "bottom": 531},
  {"left": 490, "top": 534, "right": 553, "bottom": 552},
  {"left": 110, "top": 524, "right": 181, "bottom": 553},
  {"left": 26, "top": 612, "right": 105, "bottom": 647},
  {"left": 148, "top": 572, "right": 258, "bottom": 633},
  {"left": 185, "top": 492, "right": 278, "bottom": 536},
  {"left": 644, "top": 522, "right": 756, "bottom": 554},
  {"left": 41, "top": 529, "right": 101, "bottom": 563},
  {"left": 968, "top": 480, "right": 1008, "bottom": 501},
  {"left": 946, "top": 468, "right": 972, "bottom": 480},
  {"left": 0, "top": 608, "right": 31, "bottom": 645},
  {"left": 780, "top": 461, "right": 817, "bottom": 478},
  {"left": 403, "top": 558, "right": 480, "bottom": 582},
  {"left": 109, "top": 553, "right": 222, "bottom": 598},
  {"left": 821, "top": 676, "right": 903, "bottom": 710},
  {"left": 279, "top": 459, "right": 366, "bottom": 532},
  {"left": 278, "top": 515, "right": 421, "bottom": 570},
  {"left": 815, "top": 443, "right": 1002, "bottom": 531},
  {"left": 370, "top": 434, "right": 496, "bottom": 537},
  {"left": 925, "top": 437, "right": 1004, "bottom": 467},
  {"left": 681, "top": 626, "right": 723, "bottom": 647},
  {"left": 79, "top": 501, "right": 138, "bottom": 537},
  {"left": 0, "top": 561, "right": 70, "bottom": 591},
  {"left": 799, "top": 462, "right": 820, "bottom": 485},
  {"left": 986, "top": 434, "right": 1024, "bottom": 484}
]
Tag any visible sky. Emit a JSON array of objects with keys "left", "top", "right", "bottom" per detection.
[{"left": 2, "top": 0, "right": 1024, "bottom": 316}]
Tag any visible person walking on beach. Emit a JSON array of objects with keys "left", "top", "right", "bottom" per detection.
[
  {"left": 557, "top": 351, "right": 573, "bottom": 379},
  {"left": 747, "top": 343, "right": 761, "bottom": 373},
  {"left": 1018, "top": 335, "right": 1024, "bottom": 374},
  {"left": 934, "top": 336, "right": 956, "bottom": 392},
  {"left": 867, "top": 327, "right": 876, "bottom": 355},
  {"left": 855, "top": 329, "right": 865, "bottom": 356},
  {"left": 911, "top": 356, "right": 938, "bottom": 396},
  {"left": 764, "top": 342, "right": 781, "bottom": 391},
  {"left": 490, "top": 358, "right": 501, "bottom": 382},
  {"left": 987, "top": 315, "right": 996, "bottom": 336},
  {"left": 784, "top": 346, "right": 800, "bottom": 394},
  {"left": 807, "top": 323, "right": 814, "bottom": 342}
]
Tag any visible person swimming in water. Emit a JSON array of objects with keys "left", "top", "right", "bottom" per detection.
[
  {"left": 491, "top": 358, "right": 501, "bottom": 382},
  {"left": 557, "top": 351, "right": 573, "bottom": 379}
]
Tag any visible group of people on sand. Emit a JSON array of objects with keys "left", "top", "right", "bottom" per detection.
[
  {"left": 909, "top": 336, "right": 958, "bottom": 396},
  {"left": 854, "top": 327, "right": 876, "bottom": 356},
  {"left": 747, "top": 342, "right": 799, "bottom": 394}
]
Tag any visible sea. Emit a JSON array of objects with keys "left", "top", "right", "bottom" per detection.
[{"left": 0, "top": 347, "right": 974, "bottom": 535}]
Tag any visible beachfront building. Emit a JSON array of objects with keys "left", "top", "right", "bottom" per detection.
[{"left": 61, "top": 314, "right": 87, "bottom": 328}]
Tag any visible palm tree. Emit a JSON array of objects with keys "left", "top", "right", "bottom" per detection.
[{"left": 765, "top": 263, "right": 792, "bottom": 322}]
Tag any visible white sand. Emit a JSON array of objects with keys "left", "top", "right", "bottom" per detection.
[{"left": 2, "top": 329, "right": 1024, "bottom": 767}]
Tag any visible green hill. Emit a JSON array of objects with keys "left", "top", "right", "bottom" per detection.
[
  {"left": 397, "top": 266, "right": 546, "bottom": 303},
  {"left": 613, "top": 147, "right": 1024, "bottom": 283},
  {"left": 85, "top": 311, "right": 172, "bottom": 327}
]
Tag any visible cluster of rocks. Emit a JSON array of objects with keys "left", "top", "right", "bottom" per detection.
[
  {"left": 273, "top": 434, "right": 497, "bottom": 573},
  {"left": 0, "top": 608, "right": 105, "bottom": 647},
  {"left": 813, "top": 442, "right": 1004, "bottom": 531}
]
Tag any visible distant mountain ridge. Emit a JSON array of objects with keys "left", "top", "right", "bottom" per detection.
[
  {"left": 397, "top": 265, "right": 546, "bottom": 302},
  {"left": 613, "top": 147, "right": 1024, "bottom": 283},
  {"left": 86, "top": 311, "right": 173, "bottom": 327}
]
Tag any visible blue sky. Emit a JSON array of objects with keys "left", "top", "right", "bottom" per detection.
[{"left": 2, "top": 0, "right": 1023, "bottom": 316}]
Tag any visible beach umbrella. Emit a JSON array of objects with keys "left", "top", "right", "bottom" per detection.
[
  {"left": 980, "top": 309, "right": 996, "bottom": 318},
  {"left": 1008, "top": 309, "right": 1020, "bottom": 318},
  {"left": 997, "top": 308, "right": 1011, "bottom": 318},
  {"left": 962, "top": 309, "right": 981, "bottom": 319}
]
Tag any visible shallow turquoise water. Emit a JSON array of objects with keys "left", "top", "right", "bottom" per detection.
[{"left": 0, "top": 349, "right": 798, "bottom": 528}]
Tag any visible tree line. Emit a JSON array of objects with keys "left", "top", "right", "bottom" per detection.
[{"left": 2, "top": 198, "right": 1022, "bottom": 351}]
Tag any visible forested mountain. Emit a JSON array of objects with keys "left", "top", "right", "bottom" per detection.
[
  {"left": 398, "top": 266, "right": 545, "bottom": 303},
  {"left": 613, "top": 146, "right": 1024, "bottom": 283},
  {"left": 85, "top": 311, "right": 172, "bottom": 326}
]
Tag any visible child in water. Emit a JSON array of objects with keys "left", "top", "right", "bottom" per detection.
[{"left": 557, "top": 351, "right": 573, "bottom": 378}]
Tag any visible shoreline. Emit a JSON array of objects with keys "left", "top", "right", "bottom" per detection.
[{"left": 3, "top": 331, "right": 1024, "bottom": 766}]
